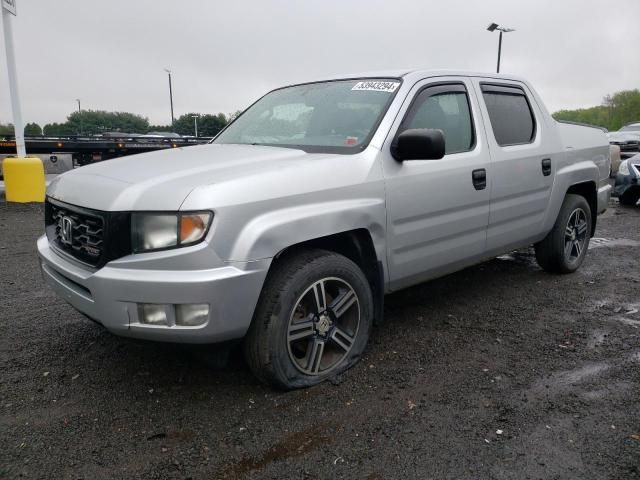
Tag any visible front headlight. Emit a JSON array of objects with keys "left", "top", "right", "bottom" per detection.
[
  {"left": 618, "top": 160, "right": 630, "bottom": 175},
  {"left": 132, "top": 211, "right": 213, "bottom": 252}
]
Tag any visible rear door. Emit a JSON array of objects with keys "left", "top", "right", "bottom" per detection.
[
  {"left": 472, "top": 80, "right": 555, "bottom": 255},
  {"left": 382, "top": 78, "right": 491, "bottom": 290}
]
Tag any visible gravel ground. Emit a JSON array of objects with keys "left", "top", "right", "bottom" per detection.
[{"left": 1, "top": 199, "right": 639, "bottom": 480}]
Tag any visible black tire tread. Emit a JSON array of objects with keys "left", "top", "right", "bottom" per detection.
[
  {"left": 244, "top": 249, "right": 370, "bottom": 389},
  {"left": 535, "top": 194, "right": 591, "bottom": 274}
]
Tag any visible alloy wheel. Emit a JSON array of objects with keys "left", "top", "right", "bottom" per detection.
[
  {"left": 564, "top": 207, "right": 588, "bottom": 263},
  {"left": 286, "top": 277, "right": 360, "bottom": 375}
]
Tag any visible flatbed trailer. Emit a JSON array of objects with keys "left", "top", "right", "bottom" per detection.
[{"left": 0, "top": 135, "right": 212, "bottom": 167}]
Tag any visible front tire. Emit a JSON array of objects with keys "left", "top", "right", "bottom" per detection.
[
  {"left": 535, "top": 194, "right": 592, "bottom": 274},
  {"left": 244, "top": 249, "right": 373, "bottom": 390}
]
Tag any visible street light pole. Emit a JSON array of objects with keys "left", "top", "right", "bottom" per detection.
[
  {"left": 191, "top": 115, "right": 198, "bottom": 137},
  {"left": 76, "top": 98, "right": 82, "bottom": 135},
  {"left": 487, "top": 23, "right": 515, "bottom": 74},
  {"left": 165, "top": 68, "right": 175, "bottom": 127}
]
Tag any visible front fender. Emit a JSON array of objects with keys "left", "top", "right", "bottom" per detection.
[
  {"left": 227, "top": 198, "right": 387, "bottom": 263},
  {"left": 542, "top": 160, "right": 599, "bottom": 234}
]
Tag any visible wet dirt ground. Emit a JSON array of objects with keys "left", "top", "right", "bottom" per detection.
[{"left": 1, "top": 200, "right": 639, "bottom": 479}]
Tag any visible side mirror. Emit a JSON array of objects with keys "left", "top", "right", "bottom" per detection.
[{"left": 392, "top": 128, "right": 445, "bottom": 161}]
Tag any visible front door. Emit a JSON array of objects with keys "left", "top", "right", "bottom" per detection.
[{"left": 382, "top": 78, "right": 491, "bottom": 290}]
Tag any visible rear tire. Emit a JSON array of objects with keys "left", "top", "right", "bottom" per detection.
[
  {"left": 535, "top": 194, "right": 592, "bottom": 274},
  {"left": 244, "top": 249, "right": 373, "bottom": 390}
]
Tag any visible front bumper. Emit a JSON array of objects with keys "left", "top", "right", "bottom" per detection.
[
  {"left": 37, "top": 235, "right": 270, "bottom": 344},
  {"left": 620, "top": 150, "right": 640, "bottom": 159}
]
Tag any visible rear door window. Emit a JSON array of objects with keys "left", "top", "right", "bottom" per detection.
[{"left": 481, "top": 84, "right": 536, "bottom": 146}]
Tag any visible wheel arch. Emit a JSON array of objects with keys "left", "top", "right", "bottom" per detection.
[
  {"left": 270, "top": 229, "right": 385, "bottom": 325},
  {"left": 566, "top": 180, "right": 598, "bottom": 236},
  {"left": 543, "top": 161, "right": 600, "bottom": 238}
]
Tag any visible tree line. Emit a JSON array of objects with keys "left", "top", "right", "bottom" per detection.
[
  {"left": 0, "top": 109, "right": 242, "bottom": 138},
  {"left": 3, "top": 89, "right": 637, "bottom": 138},
  {"left": 552, "top": 89, "right": 640, "bottom": 131}
]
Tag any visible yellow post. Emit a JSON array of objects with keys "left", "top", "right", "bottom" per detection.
[{"left": 2, "top": 157, "right": 45, "bottom": 202}]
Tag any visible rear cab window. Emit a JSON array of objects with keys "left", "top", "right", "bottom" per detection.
[{"left": 480, "top": 83, "right": 536, "bottom": 146}]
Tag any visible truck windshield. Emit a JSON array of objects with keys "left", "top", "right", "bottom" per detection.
[{"left": 213, "top": 78, "right": 401, "bottom": 153}]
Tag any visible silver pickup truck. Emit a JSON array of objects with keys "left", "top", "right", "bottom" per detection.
[{"left": 38, "top": 70, "right": 611, "bottom": 389}]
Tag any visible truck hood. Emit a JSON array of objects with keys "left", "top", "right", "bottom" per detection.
[{"left": 47, "top": 144, "right": 330, "bottom": 211}]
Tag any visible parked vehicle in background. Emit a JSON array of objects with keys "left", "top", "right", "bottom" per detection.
[
  {"left": 614, "top": 154, "right": 640, "bottom": 206},
  {"left": 38, "top": 70, "right": 611, "bottom": 389},
  {"left": 608, "top": 130, "right": 640, "bottom": 159},
  {"left": 619, "top": 122, "right": 640, "bottom": 133}
]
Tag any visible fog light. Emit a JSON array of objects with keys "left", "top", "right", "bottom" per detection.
[
  {"left": 176, "top": 304, "right": 209, "bottom": 326},
  {"left": 140, "top": 304, "right": 169, "bottom": 325}
]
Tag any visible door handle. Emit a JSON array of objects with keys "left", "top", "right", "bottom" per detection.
[
  {"left": 472, "top": 168, "right": 487, "bottom": 190},
  {"left": 541, "top": 158, "right": 552, "bottom": 176}
]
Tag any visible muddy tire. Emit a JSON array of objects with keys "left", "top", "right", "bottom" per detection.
[
  {"left": 535, "top": 194, "right": 592, "bottom": 274},
  {"left": 244, "top": 249, "right": 373, "bottom": 390}
]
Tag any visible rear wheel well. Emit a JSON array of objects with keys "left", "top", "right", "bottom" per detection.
[
  {"left": 567, "top": 181, "right": 597, "bottom": 236},
  {"left": 271, "top": 229, "right": 384, "bottom": 324}
]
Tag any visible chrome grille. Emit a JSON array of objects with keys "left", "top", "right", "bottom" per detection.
[
  {"left": 45, "top": 198, "right": 132, "bottom": 269},
  {"left": 619, "top": 142, "right": 640, "bottom": 152},
  {"left": 46, "top": 201, "right": 105, "bottom": 266}
]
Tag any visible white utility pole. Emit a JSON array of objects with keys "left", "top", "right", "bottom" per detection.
[
  {"left": 191, "top": 114, "right": 199, "bottom": 137},
  {"left": 1, "top": 0, "right": 26, "bottom": 157}
]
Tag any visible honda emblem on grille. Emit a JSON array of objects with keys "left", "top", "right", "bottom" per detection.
[{"left": 61, "top": 216, "right": 73, "bottom": 244}]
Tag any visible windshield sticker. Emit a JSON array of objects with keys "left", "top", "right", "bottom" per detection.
[
  {"left": 344, "top": 136, "right": 358, "bottom": 146},
  {"left": 352, "top": 81, "right": 400, "bottom": 93}
]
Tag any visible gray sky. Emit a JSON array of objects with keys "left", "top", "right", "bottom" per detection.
[{"left": 1, "top": 0, "right": 638, "bottom": 127}]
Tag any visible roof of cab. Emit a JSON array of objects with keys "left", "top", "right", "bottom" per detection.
[{"left": 317, "top": 68, "right": 528, "bottom": 84}]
